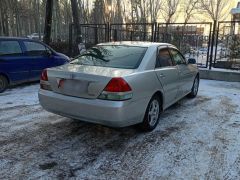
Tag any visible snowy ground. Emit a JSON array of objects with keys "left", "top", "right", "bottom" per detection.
[{"left": 0, "top": 80, "right": 240, "bottom": 179}]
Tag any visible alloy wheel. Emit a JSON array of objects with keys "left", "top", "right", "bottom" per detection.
[{"left": 148, "top": 99, "right": 160, "bottom": 127}]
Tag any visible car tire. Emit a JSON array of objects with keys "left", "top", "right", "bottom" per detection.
[
  {"left": 140, "top": 95, "right": 161, "bottom": 131},
  {"left": 187, "top": 75, "right": 199, "bottom": 98},
  {"left": 0, "top": 75, "right": 8, "bottom": 93}
]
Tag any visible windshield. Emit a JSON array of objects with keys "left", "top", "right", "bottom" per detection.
[{"left": 70, "top": 45, "right": 147, "bottom": 69}]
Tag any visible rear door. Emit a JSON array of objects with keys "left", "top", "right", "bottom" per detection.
[
  {"left": 154, "top": 47, "right": 180, "bottom": 108},
  {"left": 0, "top": 39, "right": 30, "bottom": 83},
  {"left": 169, "top": 48, "right": 194, "bottom": 97},
  {"left": 22, "top": 40, "right": 55, "bottom": 80}
]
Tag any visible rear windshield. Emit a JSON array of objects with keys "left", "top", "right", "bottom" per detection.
[{"left": 70, "top": 45, "right": 147, "bottom": 69}]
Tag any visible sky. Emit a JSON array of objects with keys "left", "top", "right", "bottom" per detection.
[{"left": 163, "top": 0, "right": 239, "bottom": 22}]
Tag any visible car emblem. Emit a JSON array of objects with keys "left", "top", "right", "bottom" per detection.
[{"left": 57, "top": 79, "right": 64, "bottom": 88}]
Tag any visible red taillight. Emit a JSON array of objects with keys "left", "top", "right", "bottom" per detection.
[
  {"left": 104, "top": 77, "right": 132, "bottom": 92},
  {"left": 99, "top": 77, "right": 132, "bottom": 100},
  {"left": 40, "top": 69, "right": 52, "bottom": 91},
  {"left": 40, "top": 69, "right": 48, "bottom": 81}
]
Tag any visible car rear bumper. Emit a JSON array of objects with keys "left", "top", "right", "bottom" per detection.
[{"left": 38, "top": 89, "right": 148, "bottom": 127}]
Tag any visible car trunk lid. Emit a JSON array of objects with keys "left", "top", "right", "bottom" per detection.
[{"left": 47, "top": 64, "right": 135, "bottom": 99}]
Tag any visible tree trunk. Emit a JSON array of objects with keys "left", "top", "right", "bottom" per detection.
[
  {"left": 0, "top": 2, "right": 3, "bottom": 36},
  {"left": 70, "top": 0, "right": 82, "bottom": 43},
  {"left": 43, "top": 0, "right": 53, "bottom": 44}
]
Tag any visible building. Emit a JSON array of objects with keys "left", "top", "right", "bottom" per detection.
[
  {"left": 230, "top": 2, "right": 240, "bottom": 35},
  {"left": 231, "top": 2, "right": 240, "bottom": 21}
]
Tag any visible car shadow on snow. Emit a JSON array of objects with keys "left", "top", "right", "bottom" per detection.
[
  {"left": 37, "top": 95, "right": 209, "bottom": 151},
  {"left": 34, "top": 117, "right": 185, "bottom": 178},
  {"left": 7, "top": 95, "right": 210, "bottom": 178}
]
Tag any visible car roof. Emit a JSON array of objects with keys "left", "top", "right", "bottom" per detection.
[
  {"left": 98, "top": 41, "right": 176, "bottom": 48},
  {"left": 0, "top": 36, "right": 39, "bottom": 41},
  {"left": 0, "top": 36, "right": 56, "bottom": 52}
]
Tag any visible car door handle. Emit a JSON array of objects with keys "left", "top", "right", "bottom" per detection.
[{"left": 159, "top": 74, "right": 166, "bottom": 78}]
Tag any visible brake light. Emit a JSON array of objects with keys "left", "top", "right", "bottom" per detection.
[
  {"left": 40, "top": 69, "right": 48, "bottom": 81},
  {"left": 104, "top": 78, "right": 132, "bottom": 92},
  {"left": 98, "top": 78, "right": 133, "bottom": 101},
  {"left": 40, "top": 69, "right": 52, "bottom": 91}
]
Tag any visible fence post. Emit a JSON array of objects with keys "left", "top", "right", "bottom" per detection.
[
  {"left": 113, "top": 29, "right": 117, "bottom": 41},
  {"left": 143, "top": 31, "right": 146, "bottom": 41},
  {"left": 68, "top": 23, "right": 73, "bottom": 57},
  {"left": 157, "top": 24, "right": 160, "bottom": 42},
  {"left": 206, "top": 23, "right": 212, "bottom": 68},
  {"left": 214, "top": 22, "right": 220, "bottom": 66},
  {"left": 209, "top": 20, "right": 217, "bottom": 70},
  {"left": 105, "top": 22, "right": 110, "bottom": 42},
  {"left": 151, "top": 23, "right": 154, "bottom": 42},
  {"left": 130, "top": 31, "right": 133, "bottom": 41},
  {"left": 164, "top": 23, "right": 169, "bottom": 42},
  {"left": 94, "top": 26, "right": 98, "bottom": 44},
  {"left": 152, "top": 22, "right": 157, "bottom": 42}
]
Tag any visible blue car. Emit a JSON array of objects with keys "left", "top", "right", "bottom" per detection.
[{"left": 0, "top": 37, "right": 70, "bottom": 92}]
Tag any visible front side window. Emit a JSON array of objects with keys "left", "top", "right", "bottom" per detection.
[
  {"left": 170, "top": 49, "right": 186, "bottom": 65},
  {"left": 0, "top": 40, "right": 22, "bottom": 56},
  {"left": 156, "top": 48, "right": 173, "bottom": 68},
  {"left": 24, "top": 41, "right": 47, "bottom": 56},
  {"left": 70, "top": 45, "right": 147, "bottom": 69}
]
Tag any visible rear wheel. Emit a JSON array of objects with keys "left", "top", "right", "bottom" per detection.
[
  {"left": 0, "top": 75, "right": 8, "bottom": 93},
  {"left": 140, "top": 95, "right": 161, "bottom": 131},
  {"left": 187, "top": 75, "right": 199, "bottom": 98}
]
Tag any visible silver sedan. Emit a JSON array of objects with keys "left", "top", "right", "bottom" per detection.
[{"left": 39, "top": 41, "right": 199, "bottom": 131}]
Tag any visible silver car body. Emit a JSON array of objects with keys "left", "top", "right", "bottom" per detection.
[{"left": 39, "top": 41, "right": 198, "bottom": 127}]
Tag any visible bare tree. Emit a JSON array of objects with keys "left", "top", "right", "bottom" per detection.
[
  {"left": 149, "top": 0, "right": 163, "bottom": 22},
  {"left": 43, "top": 0, "right": 53, "bottom": 44},
  {"left": 70, "top": 0, "right": 82, "bottom": 43},
  {"left": 112, "top": 0, "right": 123, "bottom": 24},
  {"left": 91, "top": 0, "right": 106, "bottom": 24},
  {"left": 0, "top": 0, "right": 9, "bottom": 36},
  {"left": 200, "top": 0, "right": 234, "bottom": 22},
  {"left": 161, "top": 0, "right": 180, "bottom": 23},
  {"left": 182, "top": 0, "right": 200, "bottom": 24}
]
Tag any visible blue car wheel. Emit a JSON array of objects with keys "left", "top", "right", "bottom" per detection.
[{"left": 0, "top": 75, "right": 8, "bottom": 93}]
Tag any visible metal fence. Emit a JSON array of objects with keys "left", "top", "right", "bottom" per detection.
[
  {"left": 69, "top": 23, "right": 109, "bottom": 57},
  {"left": 67, "top": 21, "right": 240, "bottom": 70},
  {"left": 157, "top": 22, "right": 212, "bottom": 68},
  {"left": 110, "top": 23, "right": 156, "bottom": 42},
  {"left": 214, "top": 21, "right": 240, "bottom": 70}
]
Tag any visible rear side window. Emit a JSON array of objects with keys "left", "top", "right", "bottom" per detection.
[
  {"left": 70, "top": 45, "right": 147, "bottom": 69},
  {"left": 156, "top": 48, "right": 173, "bottom": 68},
  {"left": 170, "top": 49, "right": 186, "bottom": 65},
  {"left": 0, "top": 40, "right": 22, "bottom": 56},
  {"left": 23, "top": 41, "right": 47, "bottom": 56}
]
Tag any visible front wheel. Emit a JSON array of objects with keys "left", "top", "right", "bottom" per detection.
[
  {"left": 187, "top": 76, "right": 199, "bottom": 98},
  {"left": 0, "top": 75, "right": 8, "bottom": 93},
  {"left": 140, "top": 95, "right": 161, "bottom": 131}
]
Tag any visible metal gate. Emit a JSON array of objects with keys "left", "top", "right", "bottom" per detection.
[
  {"left": 214, "top": 21, "right": 240, "bottom": 70},
  {"left": 69, "top": 23, "right": 109, "bottom": 56},
  {"left": 109, "top": 23, "right": 156, "bottom": 42},
  {"left": 156, "top": 22, "right": 212, "bottom": 68},
  {"left": 68, "top": 22, "right": 215, "bottom": 69}
]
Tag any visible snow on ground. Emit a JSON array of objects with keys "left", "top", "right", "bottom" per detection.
[
  {"left": 199, "top": 67, "right": 240, "bottom": 73},
  {"left": 0, "top": 80, "right": 240, "bottom": 179}
]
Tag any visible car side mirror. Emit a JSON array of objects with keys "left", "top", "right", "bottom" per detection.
[{"left": 188, "top": 58, "right": 196, "bottom": 64}]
